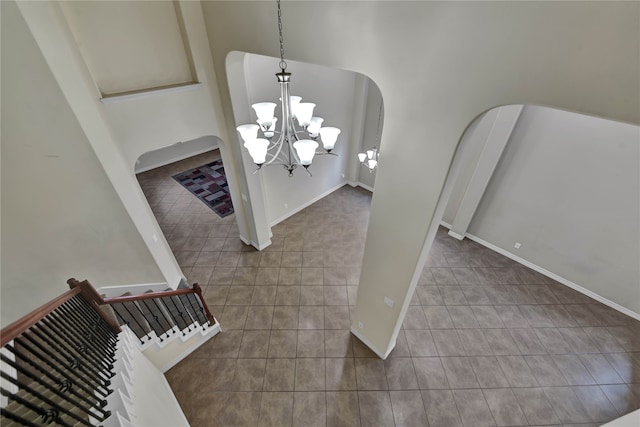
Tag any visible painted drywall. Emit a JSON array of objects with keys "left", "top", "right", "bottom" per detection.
[
  {"left": 442, "top": 108, "right": 500, "bottom": 224},
  {"left": 66, "top": 1, "right": 227, "bottom": 169},
  {"left": 134, "top": 136, "right": 219, "bottom": 174},
  {"left": 60, "top": 1, "right": 194, "bottom": 95},
  {"left": 242, "top": 54, "right": 359, "bottom": 225},
  {"left": 356, "top": 79, "right": 384, "bottom": 190},
  {"left": 467, "top": 106, "right": 640, "bottom": 313},
  {"left": 0, "top": 1, "right": 164, "bottom": 327},
  {"left": 201, "top": 0, "right": 639, "bottom": 356}
]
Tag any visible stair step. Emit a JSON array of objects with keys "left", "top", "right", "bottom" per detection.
[{"left": 1, "top": 381, "right": 94, "bottom": 427}]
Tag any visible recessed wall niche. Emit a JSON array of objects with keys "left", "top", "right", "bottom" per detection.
[{"left": 60, "top": 1, "right": 197, "bottom": 98}]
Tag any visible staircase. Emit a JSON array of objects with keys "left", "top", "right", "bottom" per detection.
[{"left": 0, "top": 279, "right": 220, "bottom": 426}]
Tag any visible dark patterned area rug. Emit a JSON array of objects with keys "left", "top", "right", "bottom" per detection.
[{"left": 172, "top": 160, "right": 234, "bottom": 218}]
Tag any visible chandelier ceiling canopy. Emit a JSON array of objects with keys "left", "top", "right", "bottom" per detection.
[{"left": 236, "top": 0, "right": 341, "bottom": 177}]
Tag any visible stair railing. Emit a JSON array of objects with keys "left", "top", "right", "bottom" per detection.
[
  {"left": 0, "top": 285, "right": 120, "bottom": 426},
  {"left": 67, "top": 279, "right": 217, "bottom": 345}
]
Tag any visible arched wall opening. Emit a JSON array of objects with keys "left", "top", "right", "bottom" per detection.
[
  {"left": 132, "top": 135, "right": 238, "bottom": 289},
  {"left": 388, "top": 104, "right": 640, "bottom": 358},
  {"left": 225, "top": 51, "right": 385, "bottom": 249}
]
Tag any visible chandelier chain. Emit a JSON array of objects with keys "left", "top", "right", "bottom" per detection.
[{"left": 277, "top": 0, "right": 287, "bottom": 71}]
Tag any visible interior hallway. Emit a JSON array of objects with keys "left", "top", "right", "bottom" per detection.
[{"left": 138, "top": 151, "right": 640, "bottom": 426}]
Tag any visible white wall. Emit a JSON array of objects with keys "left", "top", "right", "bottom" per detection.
[
  {"left": 242, "top": 54, "right": 361, "bottom": 225},
  {"left": 60, "top": 1, "right": 195, "bottom": 95},
  {"left": 356, "top": 79, "right": 384, "bottom": 190},
  {"left": 201, "top": 0, "right": 639, "bottom": 357},
  {"left": 1, "top": 1, "right": 164, "bottom": 327},
  {"left": 135, "top": 136, "right": 219, "bottom": 174},
  {"left": 442, "top": 108, "right": 500, "bottom": 224},
  {"left": 466, "top": 106, "right": 640, "bottom": 314}
]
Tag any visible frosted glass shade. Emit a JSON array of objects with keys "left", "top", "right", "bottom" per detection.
[
  {"left": 252, "top": 102, "right": 277, "bottom": 126},
  {"left": 293, "top": 139, "right": 318, "bottom": 166},
  {"left": 236, "top": 124, "right": 259, "bottom": 143},
  {"left": 296, "top": 103, "right": 316, "bottom": 127},
  {"left": 244, "top": 138, "right": 270, "bottom": 165},
  {"left": 367, "top": 159, "right": 378, "bottom": 169},
  {"left": 367, "top": 149, "right": 374, "bottom": 159},
  {"left": 307, "top": 117, "right": 324, "bottom": 136},
  {"left": 319, "top": 127, "right": 341, "bottom": 150},
  {"left": 358, "top": 153, "right": 367, "bottom": 162},
  {"left": 290, "top": 96, "right": 302, "bottom": 118}
]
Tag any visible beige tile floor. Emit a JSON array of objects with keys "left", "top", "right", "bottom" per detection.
[{"left": 138, "top": 150, "right": 640, "bottom": 427}]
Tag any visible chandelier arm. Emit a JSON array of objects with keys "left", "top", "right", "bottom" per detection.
[
  {"left": 264, "top": 133, "right": 286, "bottom": 167},
  {"left": 316, "top": 151, "right": 339, "bottom": 157}
]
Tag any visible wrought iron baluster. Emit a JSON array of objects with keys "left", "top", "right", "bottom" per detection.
[
  {"left": 65, "top": 297, "right": 117, "bottom": 348},
  {"left": 57, "top": 302, "right": 114, "bottom": 358},
  {"left": 166, "top": 295, "right": 189, "bottom": 335},
  {"left": 0, "top": 407, "right": 39, "bottom": 427},
  {"left": 1, "top": 388, "right": 72, "bottom": 427},
  {"left": 116, "top": 301, "right": 151, "bottom": 342},
  {"left": 71, "top": 297, "right": 118, "bottom": 345},
  {"left": 14, "top": 336, "right": 110, "bottom": 401},
  {"left": 139, "top": 300, "right": 166, "bottom": 342},
  {"left": 4, "top": 344, "right": 108, "bottom": 410},
  {"left": 41, "top": 314, "right": 113, "bottom": 376},
  {"left": 0, "top": 372, "right": 93, "bottom": 426},
  {"left": 0, "top": 352, "right": 109, "bottom": 419},
  {"left": 182, "top": 293, "right": 204, "bottom": 327},
  {"left": 57, "top": 302, "right": 116, "bottom": 361},
  {"left": 30, "top": 323, "right": 111, "bottom": 390},
  {"left": 186, "top": 293, "right": 208, "bottom": 329},
  {"left": 151, "top": 297, "right": 176, "bottom": 335},
  {"left": 17, "top": 333, "right": 110, "bottom": 398}
]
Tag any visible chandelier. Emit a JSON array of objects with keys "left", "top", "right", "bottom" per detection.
[
  {"left": 236, "top": 0, "right": 341, "bottom": 177},
  {"left": 358, "top": 147, "right": 379, "bottom": 172}
]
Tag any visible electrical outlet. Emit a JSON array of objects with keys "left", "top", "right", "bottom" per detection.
[
  {"left": 358, "top": 321, "right": 364, "bottom": 329},
  {"left": 384, "top": 297, "right": 394, "bottom": 308},
  {"left": 514, "top": 242, "right": 521, "bottom": 249},
  {"left": 152, "top": 234, "right": 158, "bottom": 243},
  {"left": 341, "top": 173, "right": 345, "bottom": 179},
  {"left": 241, "top": 193, "right": 248, "bottom": 202},
  {"left": 284, "top": 203, "right": 288, "bottom": 209}
]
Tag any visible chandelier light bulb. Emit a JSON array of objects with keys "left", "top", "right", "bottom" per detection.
[
  {"left": 236, "top": 124, "right": 260, "bottom": 143},
  {"left": 358, "top": 153, "right": 367, "bottom": 162},
  {"left": 307, "top": 117, "right": 324, "bottom": 136},
  {"left": 244, "top": 138, "right": 270, "bottom": 165},
  {"left": 264, "top": 117, "right": 278, "bottom": 138},
  {"left": 319, "top": 127, "right": 341, "bottom": 151},
  {"left": 293, "top": 139, "right": 319, "bottom": 166},
  {"left": 367, "top": 159, "right": 378, "bottom": 169},
  {"left": 367, "top": 149, "right": 374, "bottom": 159},
  {"left": 296, "top": 103, "right": 316, "bottom": 128}
]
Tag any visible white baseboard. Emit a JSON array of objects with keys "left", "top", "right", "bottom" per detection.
[
  {"left": 447, "top": 230, "right": 465, "bottom": 241},
  {"left": 439, "top": 221, "right": 640, "bottom": 321},
  {"left": 270, "top": 181, "right": 347, "bottom": 227},
  {"left": 135, "top": 145, "right": 218, "bottom": 174},
  {"left": 240, "top": 234, "right": 272, "bottom": 251},
  {"left": 97, "top": 283, "right": 171, "bottom": 297},
  {"left": 350, "top": 327, "right": 394, "bottom": 360},
  {"left": 347, "top": 180, "right": 373, "bottom": 193},
  {"left": 603, "top": 409, "right": 640, "bottom": 427}
]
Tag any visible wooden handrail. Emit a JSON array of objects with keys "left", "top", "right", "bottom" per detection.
[
  {"left": 68, "top": 278, "right": 216, "bottom": 327},
  {"left": 67, "top": 278, "right": 122, "bottom": 333},
  {"left": 1, "top": 287, "right": 83, "bottom": 347}
]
